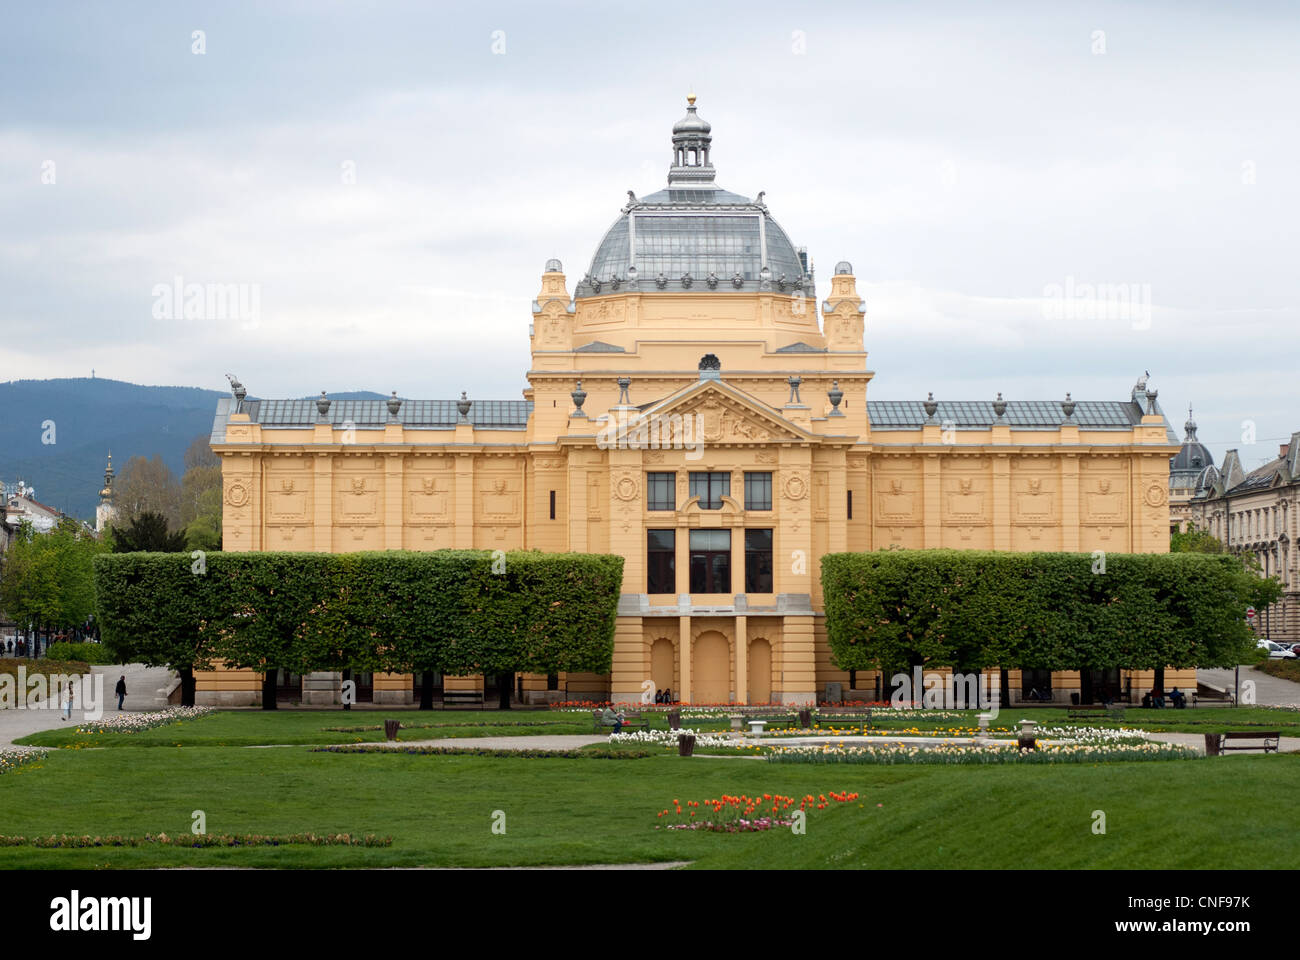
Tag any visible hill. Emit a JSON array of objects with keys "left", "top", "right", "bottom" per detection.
[{"left": 0, "top": 378, "right": 384, "bottom": 521}]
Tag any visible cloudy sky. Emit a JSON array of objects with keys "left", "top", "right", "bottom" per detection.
[{"left": 1, "top": 0, "right": 1296, "bottom": 469}]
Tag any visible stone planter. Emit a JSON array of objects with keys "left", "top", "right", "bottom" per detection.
[
  {"left": 1017, "top": 718, "right": 1037, "bottom": 750},
  {"left": 384, "top": 719, "right": 400, "bottom": 741},
  {"left": 667, "top": 710, "right": 681, "bottom": 731},
  {"left": 677, "top": 733, "right": 696, "bottom": 757}
]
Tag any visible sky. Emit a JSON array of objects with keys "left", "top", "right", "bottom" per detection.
[{"left": 1, "top": 0, "right": 1296, "bottom": 470}]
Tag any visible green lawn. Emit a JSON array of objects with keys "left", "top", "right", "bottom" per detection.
[
  {"left": 14, "top": 709, "right": 601, "bottom": 748},
  {"left": 0, "top": 740, "right": 1295, "bottom": 869}
]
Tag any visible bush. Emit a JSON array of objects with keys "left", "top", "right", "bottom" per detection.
[
  {"left": 821, "top": 549, "right": 1266, "bottom": 674},
  {"left": 44, "top": 642, "right": 114, "bottom": 665}
]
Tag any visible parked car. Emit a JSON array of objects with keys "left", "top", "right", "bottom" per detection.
[{"left": 1257, "top": 639, "right": 1298, "bottom": 660}]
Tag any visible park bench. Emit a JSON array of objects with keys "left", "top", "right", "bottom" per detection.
[
  {"left": 592, "top": 709, "right": 649, "bottom": 734},
  {"left": 815, "top": 708, "right": 872, "bottom": 732},
  {"left": 1067, "top": 704, "right": 1126, "bottom": 720},
  {"left": 1205, "top": 731, "right": 1280, "bottom": 755},
  {"left": 744, "top": 712, "right": 798, "bottom": 729},
  {"left": 441, "top": 690, "right": 485, "bottom": 708},
  {"left": 1192, "top": 689, "right": 1234, "bottom": 708}
]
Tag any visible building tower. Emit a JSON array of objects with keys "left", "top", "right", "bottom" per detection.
[{"left": 95, "top": 453, "right": 116, "bottom": 533}]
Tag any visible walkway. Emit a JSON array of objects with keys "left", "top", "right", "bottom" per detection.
[
  {"left": 0, "top": 662, "right": 177, "bottom": 749},
  {"left": 1198, "top": 665, "right": 1300, "bottom": 707}
]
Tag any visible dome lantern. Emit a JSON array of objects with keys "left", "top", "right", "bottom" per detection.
[{"left": 669, "top": 93, "right": 714, "bottom": 186}]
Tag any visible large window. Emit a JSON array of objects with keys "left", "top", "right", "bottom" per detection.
[
  {"left": 689, "top": 529, "right": 731, "bottom": 593},
  {"left": 647, "top": 529, "right": 676, "bottom": 594},
  {"left": 744, "top": 529, "right": 773, "bottom": 593},
  {"left": 689, "top": 472, "right": 730, "bottom": 509},
  {"left": 647, "top": 472, "right": 676, "bottom": 511},
  {"left": 744, "top": 472, "right": 772, "bottom": 511}
]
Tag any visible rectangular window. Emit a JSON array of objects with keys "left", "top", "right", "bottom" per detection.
[
  {"left": 646, "top": 472, "right": 676, "bottom": 511},
  {"left": 647, "top": 529, "right": 676, "bottom": 594},
  {"left": 688, "top": 528, "right": 731, "bottom": 593},
  {"left": 1021, "top": 669, "right": 1052, "bottom": 701},
  {"left": 549, "top": 490, "right": 556, "bottom": 520},
  {"left": 744, "top": 472, "right": 772, "bottom": 511},
  {"left": 744, "top": 528, "right": 773, "bottom": 593},
  {"left": 689, "top": 471, "right": 730, "bottom": 509},
  {"left": 847, "top": 489, "right": 853, "bottom": 520}
]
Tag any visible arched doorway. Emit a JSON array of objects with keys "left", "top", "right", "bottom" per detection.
[
  {"left": 651, "top": 638, "right": 675, "bottom": 697},
  {"left": 693, "top": 631, "right": 730, "bottom": 704},
  {"left": 748, "top": 638, "right": 772, "bottom": 704}
]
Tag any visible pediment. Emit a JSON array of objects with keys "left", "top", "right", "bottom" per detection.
[{"left": 617, "top": 380, "right": 814, "bottom": 446}]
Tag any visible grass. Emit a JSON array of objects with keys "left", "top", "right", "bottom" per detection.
[
  {"left": 1258, "top": 659, "right": 1300, "bottom": 684},
  {"left": 0, "top": 745, "right": 1295, "bottom": 868},
  {"left": 14, "top": 709, "right": 601, "bottom": 748}
]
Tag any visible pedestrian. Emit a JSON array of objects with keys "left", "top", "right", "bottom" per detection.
[
  {"left": 61, "top": 684, "right": 73, "bottom": 721},
  {"left": 115, "top": 675, "right": 127, "bottom": 711}
]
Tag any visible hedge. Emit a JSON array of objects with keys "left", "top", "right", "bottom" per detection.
[
  {"left": 93, "top": 550, "right": 623, "bottom": 704},
  {"left": 43, "top": 642, "right": 115, "bottom": 665},
  {"left": 821, "top": 549, "right": 1270, "bottom": 675}
]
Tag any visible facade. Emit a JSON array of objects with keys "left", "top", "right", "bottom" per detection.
[
  {"left": 1181, "top": 432, "right": 1300, "bottom": 646},
  {"left": 210, "top": 97, "right": 1183, "bottom": 707}
]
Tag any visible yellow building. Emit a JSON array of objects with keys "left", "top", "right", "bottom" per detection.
[{"left": 210, "top": 97, "right": 1184, "bottom": 707}]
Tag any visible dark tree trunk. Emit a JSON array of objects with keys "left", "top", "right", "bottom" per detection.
[
  {"left": 497, "top": 672, "right": 513, "bottom": 711},
  {"left": 179, "top": 667, "right": 196, "bottom": 707},
  {"left": 419, "top": 672, "right": 434, "bottom": 711},
  {"left": 261, "top": 670, "right": 278, "bottom": 710}
]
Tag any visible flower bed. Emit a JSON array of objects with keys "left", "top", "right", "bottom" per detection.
[
  {"left": 0, "top": 748, "right": 47, "bottom": 775},
  {"left": 0, "top": 832, "right": 391, "bottom": 848},
  {"left": 313, "top": 744, "right": 653, "bottom": 759},
  {"left": 608, "top": 728, "right": 734, "bottom": 748},
  {"left": 75, "top": 706, "right": 215, "bottom": 734},
  {"left": 768, "top": 740, "right": 1197, "bottom": 765},
  {"left": 321, "top": 720, "right": 568, "bottom": 732},
  {"left": 656, "top": 791, "right": 860, "bottom": 832}
]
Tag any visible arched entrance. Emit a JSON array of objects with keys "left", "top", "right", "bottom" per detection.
[
  {"left": 650, "top": 638, "right": 675, "bottom": 696},
  {"left": 693, "top": 631, "right": 730, "bottom": 704},
  {"left": 748, "top": 638, "right": 772, "bottom": 703}
]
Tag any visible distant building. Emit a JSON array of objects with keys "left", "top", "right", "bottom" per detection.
[
  {"left": 1184, "top": 432, "right": 1300, "bottom": 645},
  {"left": 2, "top": 480, "right": 64, "bottom": 535},
  {"left": 95, "top": 454, "right": 116, "bottom": 533},
  {"left": 1168, "top": 406, "right": 1216, "bottom": 534}
]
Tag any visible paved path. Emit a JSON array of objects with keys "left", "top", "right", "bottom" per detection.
[
  {"left": 0, "top": 663, "right": 178, "bottom": 749},
  {"left": 1147, "top": 731, "right": 1299, "bottom": 754},
  {"left": 359, "top": 735, "right": 612, "bottom": 750},
  {"left": 1198, "top": 666, "right": 1300, "bottom": 706}
]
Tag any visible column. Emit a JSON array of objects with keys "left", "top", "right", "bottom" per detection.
[
  {"left": 992, "top": 454, "right": 1011, "bottom": 550},
  {"left": 313, "top": 453, "right": 333, "bottom": 552},
  {"left": 1060, "top": 455, "right": 1079, "bottom": 551},
  {"left": 923, "top": 453, "right": 941, "bottom": 547},
  {"left": 384, "top": 454, "right": 404, "bottom": 549},
  {"left": 610, "top": 617, "right": 646, "bottom": 703},
  {"left": 454, "top": 454, "right": 474, "bottom": 548},
  {"left": 781, "top": 614, "right": 816, "bottom": 705},
  {"left": 734, "top": 615, "right": 748, "bottom": 704},
  {"left": 678, "top": 615, "right": 692, "bottom": 704}
]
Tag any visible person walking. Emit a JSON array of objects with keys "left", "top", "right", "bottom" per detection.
[
  {"left": 115, "top": 675, "right": 127, "bottom": 711},
  {"left": 61, "top": 684, "right": 73, "bottom": 721}
]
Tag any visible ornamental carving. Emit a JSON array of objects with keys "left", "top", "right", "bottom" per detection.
[
  {"left": 783, "top": 472, "right": 808, "bottom": 501},
  {"left": 614, "top": 473, "right": 639, "bottom": 502},
  {"left": 225, "top": 480, "right": 249, "bottom": 508},
  {"left": 1143, "top": 481, "right": 1168, "bottom": 508}
]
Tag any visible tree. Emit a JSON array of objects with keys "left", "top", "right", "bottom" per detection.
[
  {"left": 111, "top": 512, "right": 187, "bottom": 553},
  {"left": 184, "top": 432, "right": 220, "bottom": 471},
  {"left": 113, "top": 455, "right": 182, "bottom": 527},
  {"left": 0, "top": 519, "right": 107, "bottom": 650},
  {"left": 822, "top": 549, "right": 1272, "bottom": 678},
  {"left": 1170, "top": 529, "right": 1224, "bottom": 554},
  {"left": 92, "top": 552, "right": 227, "bottom": 706}
]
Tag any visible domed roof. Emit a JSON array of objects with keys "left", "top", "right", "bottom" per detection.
[
  {"left": 673, "top": 94, "right": 711, "bottom": 135},
  {"left": 1170, "top": 404, "right": 1214, "bottom": 477},
  {"left": 575, "top": 97, "right": 811, "bottom": 298}
]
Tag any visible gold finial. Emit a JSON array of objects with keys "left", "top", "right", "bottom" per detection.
[{"left": 686, "top": 92, "right": 696, "bottom": 106}]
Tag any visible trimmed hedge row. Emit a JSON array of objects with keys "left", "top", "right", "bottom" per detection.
[
  {"left": 821, "top": 549, "right": 1270, "bottom": 674},
  {"left": 93, "top": 550, "right": 623, "bottom": 704}
]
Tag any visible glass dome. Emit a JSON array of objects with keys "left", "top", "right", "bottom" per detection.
[{"left": 574, "top": 97, "right": 811, "bottom": 298}]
